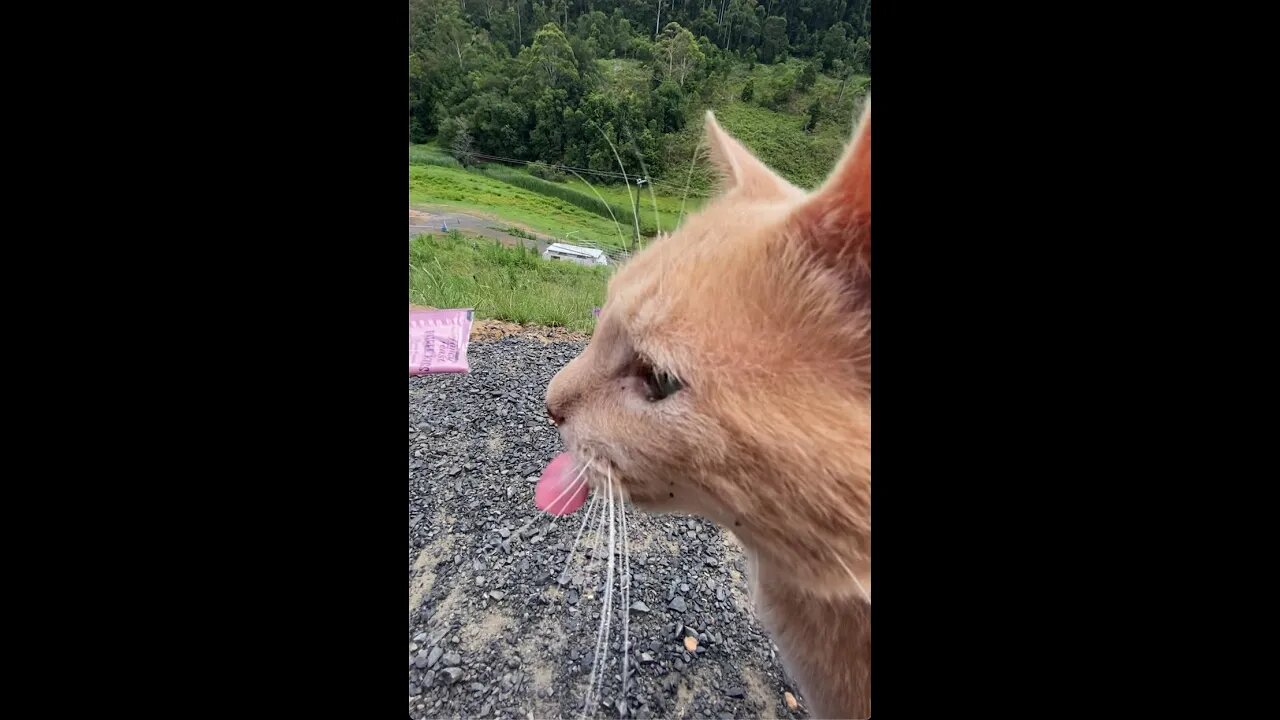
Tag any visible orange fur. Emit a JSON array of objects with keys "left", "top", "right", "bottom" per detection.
[{"left": 546, "top": 102, "right": 871, "bottom": 718}]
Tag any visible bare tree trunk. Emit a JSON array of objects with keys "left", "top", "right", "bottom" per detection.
[
  {"left": 655, "top": 0, "right": 662, "bottom": 39},
  {"left": 837, "top": 67, "right": 854, "bottom": 102}
]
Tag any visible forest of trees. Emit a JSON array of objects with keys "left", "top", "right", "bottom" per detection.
[{"left": 410, "top": 0, "right": 871, "bottom": 182}]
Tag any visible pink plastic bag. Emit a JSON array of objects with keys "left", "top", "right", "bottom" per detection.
[{"left": 409, "top": 308, "right": 474, "bottom": 375}]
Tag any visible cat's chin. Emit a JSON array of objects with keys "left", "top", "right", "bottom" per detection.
[{"left": 619, "top": 489, "right": 667, "bottom": 510}]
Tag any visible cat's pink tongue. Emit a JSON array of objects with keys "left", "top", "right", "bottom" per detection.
[{"left": 535, "top": 452, "right": 589, "bottom": 516}]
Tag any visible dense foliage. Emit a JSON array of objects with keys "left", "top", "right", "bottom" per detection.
[{"left": 410, "top": 0, "right": 871, "bottom": 182}]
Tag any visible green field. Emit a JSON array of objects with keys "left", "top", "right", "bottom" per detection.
[
  {"left": 559, "top": 176, "right": 700, "bottom": 236},
  {"left": 409, "top": 61, "right": 869, "bottom": 247},
  {"left": 410, "top": 164, "right": 643, "bottom": 249},
  {"left": 660, "top": 61, "right": 872, "bottom": 194},
  {"left": 409, "top": 233, "right": 607, "bottom": 332}
]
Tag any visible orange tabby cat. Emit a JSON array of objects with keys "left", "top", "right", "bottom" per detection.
[{"left": 544, "top": 102, "right": 871, "bottom": 719}]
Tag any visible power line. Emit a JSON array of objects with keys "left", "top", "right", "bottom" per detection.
[{"left": 459, "top": 150, "right": 714, "bottom": 198}]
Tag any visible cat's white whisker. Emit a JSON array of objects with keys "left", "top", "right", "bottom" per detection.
[
  {"left": 677, "top": 135, "right": 704, "bottom": 228},
  {"left": 834, "top": 553, "right": 871, "bottom": 604},
  {"left": 617, "top": 466, "right": 633, "bottom": 696},
  {"left": 601, "top": 480, "right": 619, "bottom": 711},
  {"left": 583, "top": 475, "right": 617, "bottom": 716},
  {"left": 562, "top": 166, "right": 629, "bottom": 252},
  {"left": 623, "top": 127, "right": 662, "bottom": 237},
  {"left": 558, "top": 489, "right": 601, "bottom": 585},
  {"left": 584, "top": 479, "right": 609, "bottom": 581},
  {"left": 590, "top": 120, "right": 642, "bottom": 249}
]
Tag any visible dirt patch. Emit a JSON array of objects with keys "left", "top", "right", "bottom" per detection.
[
  {"left": 427, "top": 584, "right": 466, "bottom": 637},
  {"left": 409, "top": 304, "right": 590, "bottom": 343},
  {"left": 485, "top": 429, "right": 506, "bottom": 457},
  {"left": 409, "top": 516, "right": 456, "bottom": 613},
  {"left": 673, "top": 667, "right": 717, "bottom": 719},
  {"left": 461, "top": 608, "right": 514, "bottom": 654},
  {"left": 742, "top": 665, "right": 776, "bottom": 718},
  {"left": 517, "top": 628, "right": 563, "bottom": 720},
  {"left": 470, "top": 317, "right": 589, "bottom": 343}
]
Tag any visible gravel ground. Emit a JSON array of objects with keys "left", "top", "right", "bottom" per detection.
[{"left": 409, "top": 336, "right": 810, "bottom": 720}]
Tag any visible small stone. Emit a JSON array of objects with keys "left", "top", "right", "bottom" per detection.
[
  {"left": 443, "top": 652, "right": 461, "bottom": 666},
  {"left": 725, "top": 687, "right": 744, "bottom": 698},
  {"left": 498, "top": 528, "right": 510, "bottom": 538},
  {"left": 489, "top": 590, "right": 506, "bottom": 600},
  {"left": 640, "top": 652, "right": 655, "bottom": 663},
  {"left": 414, "top": 654, "right": 428, "bottom": 669},
  {"left": 508, "top": 657, "right": 521, "bottom": 669},
  {"left": 784, "top": 691, "right": 799, "bottom": 710},
  {"left": 413, "top": 632, "right": 428, "bottom": 643},
  {"left": 427, "top": 646, "right": 443, "bottom": 668},
  {"left": 683, "top": 636, "right": 698, "bottom": 652},
  {"left": 469, "top": 682, "right": 486, "bottom": 693},
  {"left": 567, "top": 589, "right": 580, "bottom": 605},
  {"left": 409, "top": 642, "right": 419, "bottom": 653},
  {"left": 669, "top": 597, "right": 687, "bottom": 613},
  {"left": 630, "top": 601, "right": 650, "bottom": 613},
  {"left": 439, "top": 667, "right": 464, "bottom": 684}
]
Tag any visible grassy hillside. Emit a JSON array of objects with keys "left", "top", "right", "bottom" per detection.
[
  {"left": 662, "top": 60, "right": 871, "bottom": 195},
  {"left": 409, "top": 59, "right": 869, "bottom": 244},
  {"left": 409, "top": 233, "right": 606, "bottom": 332},
  {"left": 410, "top": 164, "right": 641, "bottom": 249}
]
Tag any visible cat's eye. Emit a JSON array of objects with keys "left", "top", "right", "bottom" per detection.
[{"left": 642, "top": 366, "right": 684, "bottom": 402}]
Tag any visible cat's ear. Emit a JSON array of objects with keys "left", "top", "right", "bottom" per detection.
[
  {"left": 789, "top": 99, "right": 871, "bottom": 279},
  {"left": 704, "top": 111, "right": 799, "bottom": 200}
]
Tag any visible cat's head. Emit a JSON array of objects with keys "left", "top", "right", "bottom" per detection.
[{"left": 545, "top": 103, "right": 871, "bottom": 600}]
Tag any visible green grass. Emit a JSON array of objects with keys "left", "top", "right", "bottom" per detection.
[
  {"left": 410, "top": 164, "right": 645, "bottom": 249},
  {"left": 408, "top": 143, "right": 460, "bottom": 168},
  {"left": 409, "top": 233, "right": 606, "bottom": 332},
  {"left": 479, "top": 167, "right": 662, "bottom": 236},
  {"left": 560, "top": 176, "right": 701, "bottom": 235},
  {"left": 407, "top": 61, "right": 868, "bottom": 242},
  {"left": 662, "top": 61, "right": 871, "bottom": 194}
]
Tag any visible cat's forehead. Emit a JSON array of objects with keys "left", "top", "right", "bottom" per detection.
[{"left": 604, "top": 196, "right": 797, "bottom": 341}]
